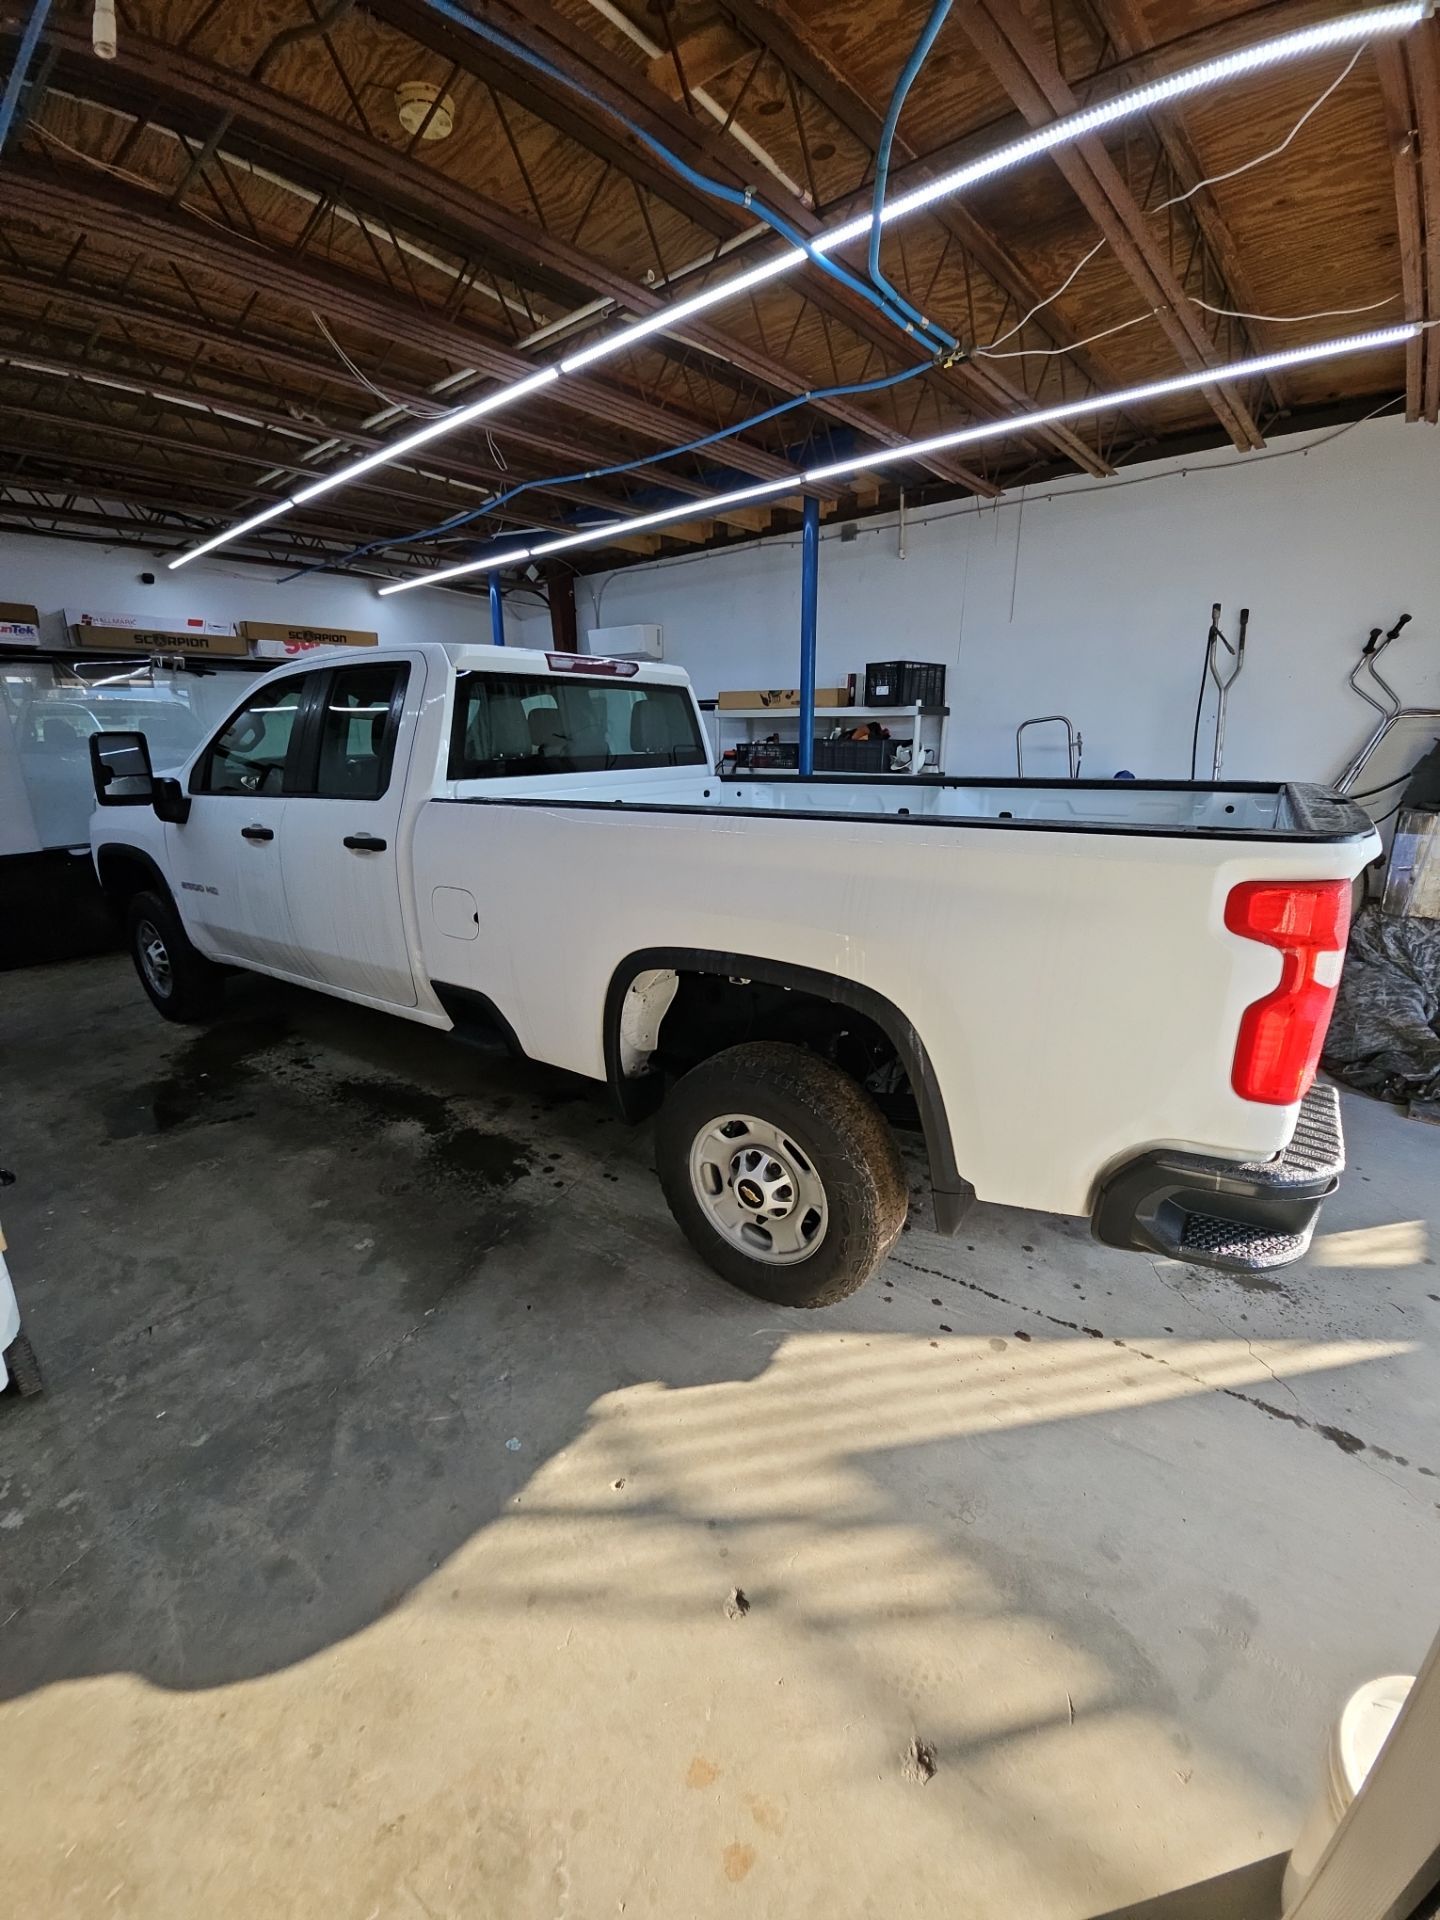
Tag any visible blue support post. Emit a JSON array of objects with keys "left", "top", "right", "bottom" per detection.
[
  {"left": 488, "top": 573, "right": 505, "bottom": 647},
  {"left": 0, "top": 0, "right": 53, "bottom": 156},
  {"left": 798, "top": 496, "right": 819, "bottom": 777}
]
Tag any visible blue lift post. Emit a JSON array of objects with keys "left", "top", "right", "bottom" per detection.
[
  {"left": 798, "top": 496, "right": 819, "bottom": 777},
  {"left": 488, "top": 573, "right": 506, "bottom": 647}
]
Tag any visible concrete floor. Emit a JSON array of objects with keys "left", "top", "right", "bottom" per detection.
[{"left": 1, "top": 956, "right": 1438, "bottom": 1920}]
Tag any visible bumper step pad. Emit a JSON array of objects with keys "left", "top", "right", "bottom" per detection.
[{"left": 1093, "top": 1084, "right": 1344, "bottom": 1276}]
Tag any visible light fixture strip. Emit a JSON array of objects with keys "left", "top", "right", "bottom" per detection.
[
  {"left": 171, "top": 4, "right": 1428, "bottom": 571},
  {"left": 376, "top": 326, "right": 1417, "bottom": 595}
]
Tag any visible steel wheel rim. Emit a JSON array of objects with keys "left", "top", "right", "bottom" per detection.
[
  {"left": 136, "top": 920, "right": 173, "bottom": 998},
  {"left": 688, "top": 1113, "right": 828, "bottom": 1266}
]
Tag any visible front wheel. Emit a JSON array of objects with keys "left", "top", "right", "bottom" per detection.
[
  {"left": 126, "top": 890, "right": 224, "bottom": 1023},
  {"left": 656, "top": 1042, "right": 907, "bottom": 1308}
]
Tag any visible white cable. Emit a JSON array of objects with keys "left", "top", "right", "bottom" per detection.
[
  {"left": 981, "top": 43, "right": 1371, "bottom": 360},
  {"left": 1192, "top": 293, "right": 1402, "bottom": 323},
  {"left": 976, "top": 312, "right": 1155, "bottom": 359}
]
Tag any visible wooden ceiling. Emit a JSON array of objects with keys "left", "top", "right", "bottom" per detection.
[{"left": 0, "top": 0, "right": 1433, "bottom": 591}]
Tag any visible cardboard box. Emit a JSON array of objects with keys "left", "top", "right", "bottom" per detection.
[
  {"left": 66, "top": 609, "right": 236, "bottom": 636},
  {"left": 240, "top": 621, "right": 378, "bottom": 654},
  {"left": 71, "top": 625, "right": 249, "bottom": 656},
  {"left": 0, "top": 602, "right": 40, "bottom": 644},
  {"left": 717, "top": 687, "right": 850, "bottom": 710}
]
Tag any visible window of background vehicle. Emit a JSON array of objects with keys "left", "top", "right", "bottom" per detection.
[
  {"left": 196, "top": 676, "right": 306, "bottom": 795},
  {"left": 449, "top": 672, "right": 704, "bottom": 780},
  {"left": 314, "top": 664, "right": 405, "bottom": 799}
]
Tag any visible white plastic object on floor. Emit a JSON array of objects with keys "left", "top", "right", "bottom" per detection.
[
  {"left": 1282, "top": 1675, "right": 1415, "bottom": 1911},
  {"left": 0, "top": 1249, "right": 20, "bottom": 1389}
]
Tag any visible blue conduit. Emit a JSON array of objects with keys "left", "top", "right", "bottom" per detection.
[
  {"left": 0, "top": 0, "right": 53, "bottom": 157},
  {"left": 798, "top": 496, "right": 819, "bottom": 778},
  {"left": 868, "top": 0, "right": 957, "bottom": 351},
  {"left": 417, "top": 0, "right": 946, "bottom": 352},
  {"left": 488, "top": 573, "right": 505, "bottom": 646},
  {"left": 281, "top": 360, "right": 934, "bottom": 584}
]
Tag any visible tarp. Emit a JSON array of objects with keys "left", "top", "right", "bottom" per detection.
[{"left": 1322, "top": 902, "right": 1440, "bottom": 1106}]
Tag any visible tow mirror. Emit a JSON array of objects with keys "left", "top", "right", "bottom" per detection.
[{"left": 90, "top": 730, "right": 154, "bottom": 806}]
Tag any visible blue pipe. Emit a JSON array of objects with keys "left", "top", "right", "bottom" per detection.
[
  {"left": 798, "top": 496, "right": 819, "bottom": 778},
  {"left": 488, "top": 573, "right": 505, "bottom": 647},
  {"left": 0, "top": 0, "right": 52, "bottom": 158},
  {"left": 280, "top": 360, "right": 934, "bottom": 584},
  {"left": 868, "top": 0, "right": 956, "bottom": 348},
  {"left": 417, "top": 0, "right": 947, "bottom": 353}
]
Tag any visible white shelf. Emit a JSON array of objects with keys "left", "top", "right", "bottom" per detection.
[{"left": 712, "top": 703, "right": 947, "bottom": 721}]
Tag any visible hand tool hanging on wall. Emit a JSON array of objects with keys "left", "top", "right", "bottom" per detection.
[{"left": 1189, "top": 603, "right": 1249, "bottom": 780}]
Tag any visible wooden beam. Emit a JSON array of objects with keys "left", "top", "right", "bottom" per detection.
[
  {"left": 962, "top": 0, "right": 1263, "bottom": 452},
  {"left": 720, "top": 0, "right": 1120, "bottom": 475},
  {"left": 1404, "top": 21, "right": 1440, "bottom": 422},
  {"left": 1376, "top": 41, "right": 1426, "bottom": 421},
  {"left": 1084, "top": 0, "right": 1290, "bottom": 407},
  {"left": 546, "top": 567, "right": 578, "bottom": 651}
]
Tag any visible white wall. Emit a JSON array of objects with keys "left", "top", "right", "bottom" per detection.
[
  {"left": 565, "top": 415, "right": 1440, "bottom": 789},
  {"left": 0, "top": 530, "right": 493, "bottom": 651}
]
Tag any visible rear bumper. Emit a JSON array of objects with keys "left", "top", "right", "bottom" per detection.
[{"left": 1091, "top": 1083, "right": 1343, "bottom": 1276}]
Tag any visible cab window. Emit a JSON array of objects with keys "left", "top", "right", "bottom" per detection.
[
  {"left": 314, "top": 664, "right": 406, "bottom": 800},
  {"left": 449, "top": 672, "right": 704, "bottom": 779},
  {"left": 194, "top": 677, "right": 307, "bottom": 795}
]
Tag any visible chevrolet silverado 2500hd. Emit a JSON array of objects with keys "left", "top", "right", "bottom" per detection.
[{"left": 89, "top": 642, "right": 1378, "bottom": 1308}]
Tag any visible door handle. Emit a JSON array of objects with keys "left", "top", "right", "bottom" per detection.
[
  {"left": 343, "top": 833, "right": 388, "bottom": 852},
  {"left": 240, "top": 824, "right": 274, "bottom": 842}
]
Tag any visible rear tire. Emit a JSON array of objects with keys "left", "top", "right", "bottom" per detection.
[
  {"left": 656, "top": 1041, "right": 907, "bottom": 1308},
  {"left": 3, "top": 1331, "right": 43, "bottom": 1398},
  {"left": 126, "top": 889, "right": 224, "bottom": 1023}
]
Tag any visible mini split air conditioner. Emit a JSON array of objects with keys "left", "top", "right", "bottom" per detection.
[{"left": 584, "top": 623, "right": 663, "bottom": 660}]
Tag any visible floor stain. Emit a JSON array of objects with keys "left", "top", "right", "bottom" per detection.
[
  {"left": 324, "top": 1077, "right": 531, "bottom": 1190},
  {"left": 100, "top": 1015, "right": 291, "bottom": 1140},
  {"left": 891, "top": 1254, "right": 1439, "bottom": 1490},
  {"left": 686, "top": 1757, "right": 720, "bottom": 1789},
  {"left": 722, "top": 1844, "right": 756, "bottom": 1883}
]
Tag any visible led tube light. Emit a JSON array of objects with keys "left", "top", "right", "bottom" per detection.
[
  {"left": 376, "top": 325, "right": 1417, "bottom": 595},
  {"left": 170, "top": 5, "right": 1427, "bottom": 570}
]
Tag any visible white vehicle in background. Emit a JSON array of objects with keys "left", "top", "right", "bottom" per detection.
[
  {"left": 0, "top": 1171, "right": 42, "bottom": 1398},
  {"left": 88, "top": 642, "right": 1378, "bottom": 1309}
]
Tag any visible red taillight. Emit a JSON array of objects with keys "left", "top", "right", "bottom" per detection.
[{"left": 1225, "top": 880, "right": 1351, "bottom": 1105}]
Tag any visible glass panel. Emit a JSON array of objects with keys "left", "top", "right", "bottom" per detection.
[
  {"left": 450, "top": 673, "right": 704, "bottom": 779},
  {"left": 0, "top": 659, "right": 265, "bottom": 848},
  {"left": 200, "top": 676, "right": 306, "bottom": 795},
  {"left": 92, "top": 732, "right": 153, "bottom": 802},
  {"left": 315, "top": 665, "right": 403, "bottom": 799}
]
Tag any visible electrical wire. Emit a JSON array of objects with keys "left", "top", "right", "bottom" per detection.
[
  {"left": 277, "top": 357, "right": 937, "bottom": 581},
  {"left": 976, "top": 312, "right": 1155, "bottom": 359},
  {"left": 311, "top": 314, "right": 452, "bottom": 418},
  {"left": 1191, "top": 294, "right": 1402, "bottom": 324},
  {"left": 1347, "top": 760, "right": 1426, "bottom": 800},
  {"left": 980, "top": 47, "right": 1371, "bottom": 361},
  {"left": 867, "top": 0, "right": 956, "bottom": 354},
  {"left": 416, "top": 0, "right": 953, "bottom": 356}
]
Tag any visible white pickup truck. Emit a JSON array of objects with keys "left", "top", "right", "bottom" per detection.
[{"left": 89, "top": 641, "right": 1377, "bottom": 1308}]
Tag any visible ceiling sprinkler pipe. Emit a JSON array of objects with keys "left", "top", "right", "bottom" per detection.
[{"left": 92, "top": 0, "right": 116, "bottom": 58}]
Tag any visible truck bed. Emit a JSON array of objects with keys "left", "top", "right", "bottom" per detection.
[{"left": 458, "top": 769, "right": 1373, "bottom": 842}]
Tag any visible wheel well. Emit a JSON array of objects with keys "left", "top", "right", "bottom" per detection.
[
  {"left": 604, "top": 948, "right": 970, "bottom": 1227},
  {"left": 95, "top": 845, "right": 169, "bottom": 913}
]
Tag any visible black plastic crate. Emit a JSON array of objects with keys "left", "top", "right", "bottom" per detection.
[
  {"left": 814, "top": 737, "right": 893, "bottom": 773},
  {"left": 864, "top": 659, "right": 946, "bottom": 707},
  {"left": 732, "top": 739, "right": 799, "bottom": 769}
]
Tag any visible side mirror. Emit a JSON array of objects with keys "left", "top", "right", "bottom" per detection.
[
  {"left": 152, "top": 776, "right": 191, "bottom": 825},
  {"left": 89, "top": 730, "right": 154, "bottom": 806}
]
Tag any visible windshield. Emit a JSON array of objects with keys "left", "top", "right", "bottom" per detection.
[{"left": 449, "top": 671, "right": 704, "bottom": 779}]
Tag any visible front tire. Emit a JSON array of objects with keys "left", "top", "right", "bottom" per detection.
[
  {"left": 656, "top": 1042, "right": 907, "bottom": 1308},
  {"left": 3, "top": 1331, "right": 43, "bottom": 1398},
  {"left": 126, "top": 889, "right": 224, "bottom": 1023}
]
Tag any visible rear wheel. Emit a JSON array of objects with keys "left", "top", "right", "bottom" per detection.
[
  {"left": 126, "top": 889, "right": 224, "bottom": 1023},
  {"left": 656, "top": 1041, "right": 907, "bottom": 1308}
]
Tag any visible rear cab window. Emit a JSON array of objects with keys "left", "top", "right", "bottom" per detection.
[{"left": 448, "top": 670, "right": 705, "bottom": 780}]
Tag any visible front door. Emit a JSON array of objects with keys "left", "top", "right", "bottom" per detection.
[
  {"left": 278, "top": 657, "right": 420, "bottom": 1007},
  {"left": 169, "top": 672, "right": 310, "bottom": 969}
]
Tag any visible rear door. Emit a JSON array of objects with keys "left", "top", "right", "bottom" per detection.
[
  {"left": 170, "top": 671, "right": 313, "bottom": 968},
  {"left": 278, "top": 656, "right": 421, "bottom": 1007}
]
